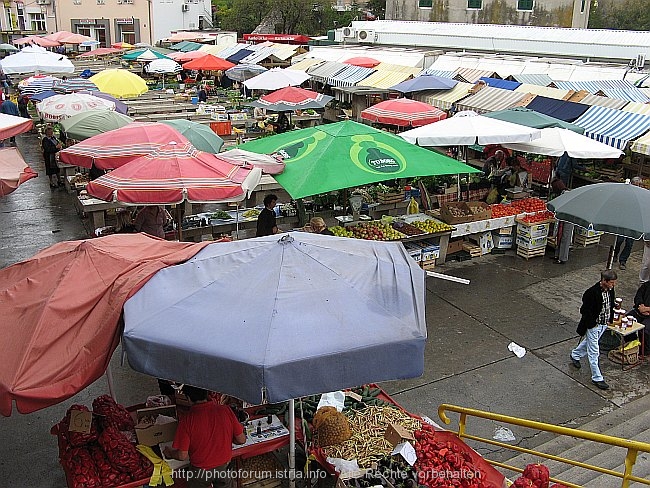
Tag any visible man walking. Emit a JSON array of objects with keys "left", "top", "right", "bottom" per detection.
[{"left": 570, "top": 269, "right": 617, "bottom": 390}]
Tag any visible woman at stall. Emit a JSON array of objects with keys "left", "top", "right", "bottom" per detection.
[
  {"left": 310, "top": 217, "right": 334, "bottom": 236},
  {"left": 134, "top": 205, "right": 170, "bottom": 239},
  {"left": 41, "top": 126, "right": 63, "bottom": 188}
]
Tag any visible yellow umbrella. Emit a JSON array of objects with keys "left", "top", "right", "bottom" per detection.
[{"left": 90, "top": 69, "right": 148, "bottom": 99}]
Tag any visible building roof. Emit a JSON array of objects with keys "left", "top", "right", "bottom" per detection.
[
  {"left": 454, "top": 86, "right": 527, "bottom": 114},
  {"left": 509, "top": 74, "right": 553, "bottom": 86},
  {"left": 572, "top": 105, "right": 650, "bottom": 149},
  {"left": 514, "top": 84, "right": 570, "bottom": 100},
  {"left": 297, "top": 45, "right": 429, "bottom": 68}
]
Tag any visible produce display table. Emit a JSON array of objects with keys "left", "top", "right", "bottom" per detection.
[
  {"left": 450, "top": 215, "right": 518, "bottom": 238},
  {"left": 607, "top": 322, "right": 646, "bottom": 370},
  {"left": 367, "top": 200, "right": 409, "bottom": 219},
  {"left": 397, "top": 213, "right": 453, "bottom": 264},
  {"left": 75, "top": 196, "right": 124, "bottom": 233}
]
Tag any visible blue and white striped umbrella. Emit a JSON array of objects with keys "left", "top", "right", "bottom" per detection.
[
  {"left": 52, "top": 77, "right": 99, "bottom": 94},
  {"left": 225, "top": 63, "right": 267, "bottom": 82},
  {"left": 18, "top": 75, "right": 60, "bottom": 95},
  {"left": 145, "top": 58, "right": 181, "bottom": 74}
]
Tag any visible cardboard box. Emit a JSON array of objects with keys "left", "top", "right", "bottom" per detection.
[
  {"left": 517, "top": 222, "right": 549, "bottom": 239},
  {"left": 135, "top": 406, "right": 178, "bottom": 446},
  {"left": 497, "top": 226, "right": 513, "bottom": 236},
  {"left": 492, "top": 234, "right": 513, "bottom": 249},
  {"left": 447, "top": 239, "right": 465, "bottom": 255},
  {"left": 466, "top": 201, "right": 492, "bottom": 221},
  {"left": 403, "top": 244, "right": 422, "bottom": 263},
  {"left": 478, "top": 231, "right": 494, "bottom": 254},
  {"left": 384, "top": 423, "right": 415, "bottom": 447},
  {"left": 575, "top": 226, "right": 604, "bottom": 237},
  {"left": 516, "top": 235, "right": 547, "bottom": 249},
  {"left": 440, "top": 202, "right": 474, "bottom": 225},
  {"left": 421, "top": 244, "right": 440, "bottom": 261}
]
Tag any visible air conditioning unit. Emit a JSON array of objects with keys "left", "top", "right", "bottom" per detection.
[
  {"left": 357, "top": 29, "right": 375, "bottom": 43},
  {"left": 181, "top": 3, "right": 189, "bottom": 11},
  {"left": 636, "top": 53, "right": 646, "bottom": 69},
  {"left": 342, "top": 27, "right": 356, "bottom": 38},
  {"left": 36, "top": 0, "right": 51, "bottom": 5}
]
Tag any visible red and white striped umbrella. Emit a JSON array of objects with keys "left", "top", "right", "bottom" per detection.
[
  {"left": 86, "top": 141, "right": 261, "bottom": 204},
  {"left": 250, "top": 86, "right": 333, "bottom": 112},
  {"left": 360, "top": 98, "right": 448, "bottom": 127}
]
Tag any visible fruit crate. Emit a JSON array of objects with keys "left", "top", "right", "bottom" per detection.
[
  {"left": 516, "top": 246, "right": 546, "bottom": 260},
  {"left": 377, "top": 191, "right": 405, "bottom": 204},
  {"left": 462, "top": 242, "right": 481, "bottom": 258},
  {"left": 573, "top": 234, "right": 601, "bottom": 247},
  {"left": 420, "top": 258, "right": 436, "bottom": 270}
]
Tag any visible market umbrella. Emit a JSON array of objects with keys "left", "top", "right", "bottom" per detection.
[
  {"left": 0, "top": 113, "right": 34, "bottom": 141},
  {"left": 0, "top": 43, "right": 18, "bottom": 52},
  {"left": 249, "top": 86, "right": 333, "bottom": 112},
  {"left": 90, "top": 69, "right": 148, "bottom": 98},
  {"left": 219, "top": 148, "right": 285, "bottom": 175},
  {"left": 13, "top": 35, "right": 60, "bottom": 48},
  {"left": 182, "top": 54, "right": 234, "bottom": 72},
  {"left": 77, "top": 90, "right": 129, "bottom": 115},
  {"left": 122, "top": 48, "right": 168, "bottom": 61},
  {"left": 36, "top": 93, "right": 115, "bottom": 122},
  {"left": 29, "top": 90, "right": 57, "bottom": 102},
  {"left": 547, "top": 182, "right": 650, "bottom": 240},
  {"left": 483, "top": 107, "right": 584, "bottom": 133},
  {"left": 145, "top": 58, "right": 182, "bottom": 89},
  {"left": 160, "top": 119, "right": 224, "bottom": 153},
  {"left": 52, "top": 77, "right": 99, "bottom": 94},
  {"left": 0, "top": 147, "right": 37, "bottom": 197},
  {"left": 112, "top": 41, "right": 134, "bottom": 49},
  {"left": 0, "top": 233, "right": 208, "bottom": 416},
  {"left": 400, "top": 111, "right": 542, "bottom": 146},
  {"left": 169, "top": 50, "right": 208, "bottom": 63},
  {"left": 0, "top": 45, "right": 74, "bottom": 75},
  {"left": 238, "top": 120, "right": 480, "bottom": 199},
  {"left": 60, "top": 122, "right": 191, "bottom": 169},
  {"left": 244, "top": 67, "right": 309, "bottom": 91},
  {"left": 389, "top": 74, "right": 458, "bottom": 93},
  {"left": 166, "top": 32, "right": 203, "bottom": 42},
  {"left": 225, "top": 63, "right": 268, "bottom": 82},
  {"left": 44, "top": 31, "right": 93, "bottom": 45},
  {"left": 17, "top": 74, "right": 60, "bottom": 95},
  {"left": 344, "top": 56, "right": 381, "bottom": 68},
  {"left": 361, "top": 98, "right": 448, "bottom": 127},
  {"left": 501, "top": 128, "right": 624, "bottom": 159},
  {"left": 86, "top": 141, "right": 261, "bottom": 204},
  {"left": 59, "top": 111, "right": 134, "bottom": 141},
  {"left": 80, "top": 40, "right": 101, "bottom": 48},
  {"left": 78, "top": 47, "right": 122, "bottom": 57}
]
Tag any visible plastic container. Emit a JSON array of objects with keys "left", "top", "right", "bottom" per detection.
[{"left": 191, "top": 96, "right": 198, "bottom": 105}]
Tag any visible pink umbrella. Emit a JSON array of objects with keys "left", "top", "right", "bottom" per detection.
[
  {"left": 0, "top": 147, "right": 37, "bottom": 197},
  {"left": 169, "top": 51, "right": 209, "bottom": 62},
  {"left": 13, "top": 36, "right": 60, "bottom": 48},
  {"left": 361, "top": 98, "right": 448, "bottom": 127},
  {"left": 344, "top": 56, "right": 381, "bottom": 68},
  {"left": 78, "top": 47, "right": 122, "bottom": 57},
  {"left": 0, "top": 113, "right": 34, "bottom": 140}
]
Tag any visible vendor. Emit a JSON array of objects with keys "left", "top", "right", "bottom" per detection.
[
  {"left": 256, "top": 194, "right": 279, "bottom": 237},
  {"left": 632, "top": 280, "right": 650, "bottom": 355},
  {"left": 197, "top": 85, "right": 208, "bottom": 103},
  {"left": 163, "top": 386, "right": 246, "bottom": 488},
  {"left": 134, "top": 206, "right": 170, "bottom": 239},
  {"left": 482, "top": 150, "right": 506, "bottom": 179},
  {"left": 310, "top": 217, "right": 333, "bottom": 236}
]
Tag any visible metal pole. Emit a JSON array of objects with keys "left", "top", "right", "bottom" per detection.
[
  {"left": 235, "top": 202, "right": 240, "bottom": 239},
  {"left": 106, "top": 365, "right": 116, "bottom": 402},
  {"left": 606, "top": 244, "right": 615, "bottom": 270},
  {"left": 289, "top": 398, "right": 296, "bottom": 488}
]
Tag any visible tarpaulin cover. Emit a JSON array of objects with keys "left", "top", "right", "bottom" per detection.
[
  {"left": 0, "top": 234, "right": 208, "bottom": 416},
  {"left": 0, "top": 113, "right": 34, "bottom": 141},
  {"left": 226, "top": 49, "right": 254, "bottom": 64},
  {"left": 478, "top": 77, "right": 521, "bottom": 90},
  {"left": 123, "top": 233, "right": 427, "bottom": 404},
  {"left": 0, "top": 147, "right": 37, "bottom": 196},
  {"left": 524, "top": 95, "right": 589, "bottom": 122}
]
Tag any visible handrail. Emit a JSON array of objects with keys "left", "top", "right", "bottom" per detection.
[{"left": 438, "top": 404, "right": 650, "bottom": 488}]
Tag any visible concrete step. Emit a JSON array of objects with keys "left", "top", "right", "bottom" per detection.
[{"left": 503, "top": 394, "right": 650, "bottom": 486}]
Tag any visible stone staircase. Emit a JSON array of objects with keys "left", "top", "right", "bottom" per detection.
[{"left": 503, "top": 394, "right": 650, "bottom": 487}]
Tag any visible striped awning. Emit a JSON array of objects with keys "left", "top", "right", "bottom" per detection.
[
  {"left": 452, "top": 68, "right": 496, "bottom": 84},
  {"left": 307, "top": 61, "right": 348, "bottom": 83},
  {"left": 572, "top": 105, "right": 650, "bottom": 149},
  {"left": 454, "top": 86, "right": 527, "bottom": 114},
  {"left": 418, "top": 68, "right": 455, "bottom": 78},
  {"left": 514, "top": 84, "right": 569, "bottom": 100},
  {"left": 553, "top": 79, "right": 638, "bottom": 92},
  {"left": 622, "top": 102, "right": 650, "bottom": 116},
  {"left": 326, "top": 65, "right": 375, "bottom": 87},
  {"left": 289, "top": 58, "right": 325, "bottom": 72},
  {"left": 510, "top": 74, "right": 553, "bottom": 86},
  {"left": 576, "top": 93, "right": 629, "bottom": 110},
  {"left": 356, "top": 70, "right": 418, "bottom": 89},
  {"left": 374, "top": 62, "right": 419, "bottom": 74},
  {"left": 413, "top": 82, "right": 474, "bottom": 111},
  {"left": 600, "top": 88, "right": 649, "bottom": 103},
  {"left": 240, "top": 46, "right": 277, "bottom": 65},
  {"left": 630, "top": 132, "right": 650, "bottom": 156}
]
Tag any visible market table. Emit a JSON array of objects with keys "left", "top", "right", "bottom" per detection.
[
  {"left": 450, "top": 214, "right": 519, "bottom": 238},
  {"left": 75, "top": 196, "right": 124, "bottom": 233},
  {"left": 607, "top": 322, "right": 646, "bottom": 370},
  {"left": 57, "top": 161, "right": 79, "bottom": 193}
]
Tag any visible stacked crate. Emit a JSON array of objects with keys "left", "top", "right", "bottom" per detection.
[{"left": 516, "top": 220, "right": 550, "bottom": 259}]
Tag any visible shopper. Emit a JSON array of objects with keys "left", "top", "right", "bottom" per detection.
[
  {"left": 163, "top": 385, "right": 246, "bottom": 488},
  {"left": 17, "top": 95, "right": 29, "bottom": 118},
  {"left": 309, "top": 217, "right": 333, "bottom": 236},
  {"left": 553, "top": 221, "right": 574, "bottom": 265},
  {"left": 570, "top": 269, "right": 617, "bottom": 390},
  {"left": 555, "top": 152, "right": 586, "bottom": 187},
  {"left": 133, "top": 205, "right": 169, "bottom": 239},
  {"left": 197, "top": 85, "right": 208, "bottom": 103},
  {"left": 275, "top": 112, "right": 290, "bottom": 134},
  {"left": 41, "top": 125, "right": 63, "bottom": 188},
  {"left": 613, "top": 235, "right": 633, "bottom": 270},
  {"left": 1, "top": 96, "right": 20, "bottom": 145},
  {"left": 640, "top": 240, "right": 650, "bottom": 284},
  {"left": 256, "top": 194, "right": 278, "bottom": 237}
]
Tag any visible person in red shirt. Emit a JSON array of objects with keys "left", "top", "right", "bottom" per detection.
[{"left": 164, "top": 386, "right": 246, "bottom": 488}]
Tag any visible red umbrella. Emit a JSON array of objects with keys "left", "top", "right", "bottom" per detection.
[
  {"left": 170, "top": 50, "right": 209, "bottom": 63},
  {"left": 78, "top": 47, "right": 122, "bottom": 57},
  {"left": 0, "top": 148, "right": 37, "bottom": 197},
  {"left": 360, "top": 98, "right": 448, "bottom": 127},
  {"left": 344, "top": 56, "right": 381, "bottom": 68},
  {"left": 86, "top": 141, "right": 261, "bottom": 204},
  {"left": 60, "top": 122, "right": 190, "bottom": 170},
  {"left": 251, "top": 86, "right": 334, "bottom": 111},
  {"left": 0, "top": 113, "right": 34, "bottom": 141},
  {"left": 13, "top": 35, "right": 60, "bottom": 48},
  {"left": 182, "top": 54, "right": 234, "bottom": 71}
]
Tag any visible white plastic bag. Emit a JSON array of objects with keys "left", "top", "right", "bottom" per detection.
[{"left": 317, "top": 391, "right": 346, "bottom": 412}]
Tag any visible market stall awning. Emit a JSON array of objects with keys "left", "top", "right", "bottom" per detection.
[
  {"left": 454, "top": 86, "right": 528, "bottom": 114},
  {"left": 630, "top": 132, "right": 650, "bottom": 156},
  {"left": 0, "top": 147, "right": 37, "bottom": 197},
  {"left": 623, "top": 102, "right": 650, "bottom": 116},
  {"left": 452, "top": 68, "right": 497, "bottom": 84},
  {"left": 226, "top": 49, "right": 255, "bottom": 64},
  {"left": 478, "top": 77, "right": 521, "bottom": 90},
  {"left": 572, "top": 105, "right": 650, "bottom": 150},
  {"left": 570, "top": 93, "right": 629, "bottom": 110},
  {"left": 389, "top": 74, "right": 458, "bottom": 93},
  {"left": 326, "top": 65, "right": 375, "bottom": 87},
  {"left": 356, "top": 69, "right": 420, "bottom": 89},
  {"left": 514, "top": 83, "right": 570, "bottom": 100},
  {"left": 0, "top": 234, "right": 208, "bottom": 416},
  {"left": 412, "top": 82, "right": 474, "bottom": 111},
  {"left": 306, "top": 61, "right": 348, "bottom": 84},
  {"left": 244, "top": 67, "right": 309, "bottom": 91},
  {"left": 287, "top": 58, "right": 325, "bottom": 72},
  {"left": 553, "top": 79, "right": 638, "bottom": 93},
  {"left": 600, "top": 88, "right": 649, "bottom": 103},
  {"left": 483, "top": 107, "right": 584, "bottom": 133},
  {"left": 237, "top": 120, "right": 479, "bottom": 199},
  {"left": 509, "top": 74, "right": 553, "bottom": 86},
  {"left": 523, "top": 95, "right": 589, "bottom": 122}
]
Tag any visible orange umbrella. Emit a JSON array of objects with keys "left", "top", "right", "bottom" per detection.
[
  {"left": 182, "top": 54, "right": 234, "bottom": 71},
  {"left": 0, "top": 147, "right": 37, "bottom": 197}
]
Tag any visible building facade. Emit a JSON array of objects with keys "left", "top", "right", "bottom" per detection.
[
  {"left": 386, "top": 0, "right": 591, "bottom": 28},
  {"left": 1, "top": 1, "right": 51, "bottom": 43}
]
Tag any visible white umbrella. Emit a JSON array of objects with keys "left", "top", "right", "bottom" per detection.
[
  {"left": 243, "top": 67, "right": 309, "bottom": 91},
  {"left": 400, "top": 111, "right": 542, "bottom": 146},
  {"left": 145, "top": 58, "right": 182, "bottom": 89},
  {"left": 37, "top": 93, "right": 115, "bottom": 121},
  {"left": 502, "top": 127, "right": 624, "bottom": 159},
  {"left": 0, "top": 45, "right": 74, "bottom": 75},
  {"left": 136, "top": 49, "right": 165, "bottom": 61}
]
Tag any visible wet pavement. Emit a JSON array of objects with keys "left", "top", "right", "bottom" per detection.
[{"left": 0, "top": 130, "right": 648, "bottom": 486}]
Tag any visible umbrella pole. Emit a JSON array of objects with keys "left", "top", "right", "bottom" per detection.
[
  {"left": 105, "top": 364, "right": 117, "bottom": 402},
  {"left": 607, "top": 244, "right": 615, "bottom": 270},
  {"left": 235, "top": 202, "right": 240, "bottom": 239},
  {"left": 289, "top": 398, "right": 296, "bottom": 488},
  {"left": 176, "top": 205, "right": 183, "bottom": 241}
]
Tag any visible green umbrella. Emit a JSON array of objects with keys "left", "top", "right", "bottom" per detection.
[
  {"left": 122, "top": 48, "right": 169, "bottom": 61},
  {"left": 161, "top": 119, "right": 224, "bottom": 154},
  {"left": 238, "top": 120, "right": 480, "bottom": 199},
  {"left": 484, "top": 107, "right": 584, "bottom": 133},
  {"left": 60, "top": 111, "right": 134, "bottom": 141},
  {"left": 0, "top": 43, "right": 18, "bottom": 52}
]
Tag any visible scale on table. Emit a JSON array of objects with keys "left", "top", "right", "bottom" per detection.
[{"left": 233, "top": 414, "right": 289, "bottom": 450}]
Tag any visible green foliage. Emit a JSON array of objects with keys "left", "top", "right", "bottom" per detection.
[
  {"left": 218, "top": 0, "right": 272, "bottom": 35},
  {"left": 588, "top": 0, "right": 650, "bottom": 30},
  {"left": 365, "top": 0, "right": 386, "bottom": 19}
]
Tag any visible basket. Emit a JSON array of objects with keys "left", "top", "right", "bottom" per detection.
[{"left": 607, "top": 344, "right": 640, "bottom": 365}]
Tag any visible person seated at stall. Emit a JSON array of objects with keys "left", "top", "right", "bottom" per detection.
[
  {"left": 115, "top": 208, "right": 136, "bottom": 233},
  {"left": 256, "top": 194, "right": 279, "bottom": 237},
  {"left": 197, "top": 85, "right": 208, "bottom": 103},
  {"left": 631, "top": 280, "right": 650, "bottom": 355},
  {"left": 309, "top": 217, "right": 334, "bottom": 235},
  {"left": 163, "top": 385, "right": 246, "bottom": 488},
  {"left": 275, "top": 111, "right": 290, "bottom": 134},
  {"left": 134, "top": 205, "right": 170, "bottom": 239}
]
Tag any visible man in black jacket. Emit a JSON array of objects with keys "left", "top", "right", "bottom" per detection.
[
  {"left": 632, "top": 281, "right": 650, "bottom": 355},
  {"left": 570, "top": 269, "right": 617, "bottom": 390}
]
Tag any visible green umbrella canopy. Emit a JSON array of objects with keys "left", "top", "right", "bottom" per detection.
[
  {"left": 161, "top": 119, "right": 224, "bottom": 154},
  {"left": 238, "top": 120, "right": 479, "bottom": 199},
  {"left": 59, "top": 111, "right": 134, "bottom": 141},
  {"left": 484, "top": 107, "right": 584, "bottom": 133},
  {"left": 122, "top": 48, "right": 170, "bottom": 61}
]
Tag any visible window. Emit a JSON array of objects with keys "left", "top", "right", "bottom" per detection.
[
  {"left": 467, "top": 0, "right": 482, "bottom": 8},
  {"left": 580, "top": 0, "right": 586, "bottom": 13},
  {"left": 30, "top": 13, "right": 46, "bottom": 31},
  {"left": 517, "top": 0, "right": 533, "bottom": 11},
  {"left": 418, "top": 0, "right": 432, "bottom": 8},
  {"left": 16, "top": 5, "right": 25, "bottom": 31},
  {"left": 5, "top": 8, "right": 15, "bottom": 30}
]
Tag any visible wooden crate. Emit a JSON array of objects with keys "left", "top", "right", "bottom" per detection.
[
  {"left": 517, "top": 246, "right": 546, "bottom": 259},
  {"left": 421, "top": 258, "right": 436, "bottom": 270},
  {"left": 546, "top": 236, "right": 557, "bottom": 249},
  {"left": 462, "top": 242, "right": 481, "bottom": 258},
  {"left": 574, "top": 234, "right": 601, "bottom": 247},
  {"left": 377, "top": 192, "right": 405, "bottom": 204}
]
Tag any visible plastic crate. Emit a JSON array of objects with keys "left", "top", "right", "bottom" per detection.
[{"left": 210, "top": 121, "right": 232, "bottom": 136}]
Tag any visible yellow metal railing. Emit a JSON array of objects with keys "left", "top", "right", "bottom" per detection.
[{"left": 438, "top": 404, "right": 650, "bottom": 488}]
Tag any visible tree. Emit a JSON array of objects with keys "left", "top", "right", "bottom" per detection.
[
  {"left": 365, "top": 0, "right": 386, "bottom": 19},
  {"left": 219, "top": 0, "right": 272, "bottom": 35},
  {"left": 588, "top": 0, "right": 650, "bottom": 30}
]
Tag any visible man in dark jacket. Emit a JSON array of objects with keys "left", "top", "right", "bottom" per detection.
[
  {"left": 570, "top": 269, "right": 617, "bottom": 390},
  {"left": 632, "top": 280, "right": 650, "bottom": 355}
]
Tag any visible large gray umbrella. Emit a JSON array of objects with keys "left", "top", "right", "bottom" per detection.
[{"left": 547, "top": 181, "right": 650, "bottom": 240}]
